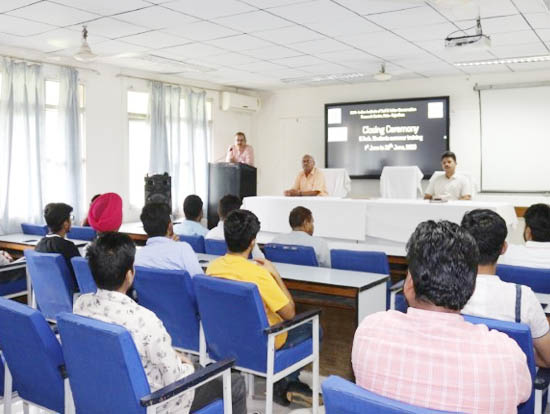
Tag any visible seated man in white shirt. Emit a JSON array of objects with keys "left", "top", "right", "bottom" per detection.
[
  {"left": 134, "top": 202, "right": 203, "bottom": 276},
  {"left": 205, "top": 194, "right": 264, "bottom": 259},
  {"left": 461, "top": 209, "right": 550, "bottom": 368},
  {"left": 173, "top": 195, "right": 208, "bottom": 237},
  {"left": 424, "top": 151, "right": 472, "bottom": 200},
  {"left": 75, "top": 232, "right": 246, "bottom": 414},
  {"left": 271, "top": 206, "right": 330, "bottom": 267},
  {"left": 499, "top": 203, "right": 550, "bottom": 268}
]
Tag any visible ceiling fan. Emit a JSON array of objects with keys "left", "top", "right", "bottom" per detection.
[{"left": 73, "top": 25, "right": 96, "bottom": 62}]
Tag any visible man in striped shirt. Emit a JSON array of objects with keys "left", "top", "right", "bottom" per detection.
[{"left": 352, "top": 220, "right": 532, "bottom": 414}]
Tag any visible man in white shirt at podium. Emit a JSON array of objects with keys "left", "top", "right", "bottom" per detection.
[{"left": 424, "top": 151, "right": 472, "bottom": 201}]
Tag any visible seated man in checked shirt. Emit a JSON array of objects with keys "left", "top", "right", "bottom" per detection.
[{"left": 352, "top": 220, "right": 531, "bottom": 414}]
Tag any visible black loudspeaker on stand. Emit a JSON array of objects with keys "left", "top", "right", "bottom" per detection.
[{"left": 144, "top": 173, "right": 172, "bottom": 207}]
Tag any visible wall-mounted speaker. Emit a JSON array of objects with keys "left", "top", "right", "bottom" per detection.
[{"left": 144, "top": 173, "right": 171, "bottom": 207}]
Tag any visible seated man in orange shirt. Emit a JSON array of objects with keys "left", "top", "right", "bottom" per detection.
[{"left": 284, "top": 154, "right": 328, "bottom": 197}]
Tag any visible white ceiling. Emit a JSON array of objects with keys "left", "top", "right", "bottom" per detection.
[{"left": 0, "top": 0, "right": 549, "bottom": 90}]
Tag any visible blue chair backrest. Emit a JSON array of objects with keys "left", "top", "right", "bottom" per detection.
[
  {"left": 24, "top": 250, "right": 76, "bottom": 320},
  {"left": 179, "top": 234, "right": 206, "bottom": 253},
  {"left": 21, "top": 223, "right": 48, "bottom": 236},
  {"left": 0, "top": 298, "right": 65, "bottom": 412},
  {"left": 264, "top": 243, "right": 319, "bottom": 266},
  {"left": 194, "top": 275, "right": 270, "bottom": 372},
  {"left": 322, "top": 375, "right": 459, "bottom": 414},
  {"left": 67, "top": 226, "right": 96, "bottom": 241},
  {"left": 497, "top": 264, "right": 550, "bottom": 294},
  {"left": 463, "top": 314, "right": 535, "bottom": 414},
  {"left": 205, "top": 239, "right": 228, "bottom": 255},
  {"left": 57, "top": 312, "right": 150, "bottom": 414},
  {"left": 134, "top": 266, "right": 199, "bottom": 351},
  {"left": 70, "top": 257, "right": 97, "bottom": 294}
]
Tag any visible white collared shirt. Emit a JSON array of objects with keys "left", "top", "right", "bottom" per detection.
[
  {"left": 499, "top": 241, "right": 550, "bottom": 269},
  {"left": 425, "top": 173, "right": 472, "bottom": 200}
]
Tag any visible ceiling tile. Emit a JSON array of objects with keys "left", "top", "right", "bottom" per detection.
[
  {"left": 242, "top": 45, "right": 302, "bottom": 59},
  {"left": 508, "top": 61, "right": 550, "bottom": 71},
  {"left": 162, "top": 0, "right": 256, "bottom": 19},
  {"left": 317, "top": 48, "right": 377, "bottom": 63},
  {"left": 214, "top": 10, "right": 290, "bottom": 32},
  {"left": 119, "top": 30, "right": 188, "bottom": 48},
  {"left": 393, "top": 22, "right": 458, "bottom": 42},
  {"left": 436, "top": 0, "right": 517, "bottom": 21},
  {"left": 490, "top": 42, "right": 549, "bottom": 57},
  {"left": 205, "top": 34, "right": 273, "bottom": 52},
  {"left": 114, "top": 6, "right": 198, "bottom": 29},
  {"left": 165, "top": 21, "right": 240, "bottom": 41},
  {"left": 538, "top": 28, "right": 550, "bottom": 41},
  {"left": 333, "top": 0, "right": 422, "bottom": 15},
  {"left": 236, "top": 60, "right": 288, "bottom": 72},
  {"left": 52, "top": 0, "right": 152, "bottom": 16},
  {"left": 258, "top": 67, "right": 310, "bottom": 78},
  {"left": 252, "top": 25, "right": 324, "bottom": 44},
  {"left": 367, "top": 6, "right": 447, "bottom": 29},
  {"left": 23, "top": 28, "right": 100, "bottom": 53},
  {"left": 8, "top": 2, "right": 99, "bottom": 27},
  {"left": 268, "top": 0, "right": 359, "bottom": 24},
  {"left": 306, "top": 16, "right": 382, "bottom": 37},
  {"left": 482, "top": 15, "right": 531, "bottom": 34},
  {"left": 291, "top": 38, "right": 350, "bottom": 54},
  {"left": 237, "top": 0, "right": 307, "bottom": 7},
  {"left": 91, "top": 39, "right": 150, "bottom": 56},
  {"left": 155, "top": 42, "right": 225, "bottom": 59},
  {"left": 341, "top": 31, "right": 421, "bottom": 58},
  {"left": 0, "top": 14, "right": 55, "bottom": 36},
  {"left": 512, "top": 0, "right": 549, "bottom": 13},
  {"left": 524, "top": 13, "right": 550, "bottom": 29},
  {"left": 490, "top": 30, "right": 542, "bottom": 46},
  {"left": 69, "top": 17, "right": 149, "bottom": 39},
  {"left": 190, "top": 52, "right": 259, "bottom": 65},
  {"left": 0, "top": 0, "right": 40, "bottom": 13},
  {"left": 274, "top": 54, "right": 327, "bottom": 67},
  {"left": 298, "top": 62, "right": 351, "bottom": 74}
]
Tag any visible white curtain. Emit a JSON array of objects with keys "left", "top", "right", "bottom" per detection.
[
  {"left": 0, "top": 59, "right": 45, "bottom": 234},
  {"left": 149, "top": 82, "right": 208, "bottom": 215}
]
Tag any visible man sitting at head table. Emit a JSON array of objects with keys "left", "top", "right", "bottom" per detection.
[
  {"left": 225, "top": 131, "right": 254, "bottom": 166},
  {"left": 352, "top": 220, "right": 531, "bottom": 413},
  {"left": 424, "top": 151, "right": 472, "bottom": 200},
  {"left": 461, "top": 209, "right": 550, "bottom": 368},
  {"left": 271, "top": 206, "right": 330, "bottom": 267},
  {"left": 284, "top": 154, "right": 328, "bottom": 197},
  {"left": 499, "top": 203, "right": 550, "bottom": 268}
]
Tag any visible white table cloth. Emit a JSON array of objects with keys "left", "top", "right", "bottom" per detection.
[
  {"left": 380, "top": 166, "right": 423, "bottom": 199},
  {"left": 319, "top": 168, "right": 351, "bottom": 198}
]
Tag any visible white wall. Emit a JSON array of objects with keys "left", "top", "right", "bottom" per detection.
[{"left": 251, "top": 69, "right": 550, "bottom": 201}]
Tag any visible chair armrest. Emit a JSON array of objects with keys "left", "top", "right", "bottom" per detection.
[
  {"left": 535, "top": 367, "right": 550, "bottom": 390},
  {"left": 264, "top": 309, "right": 321, "bottom": 335},
  {"left": 390, "top": 280, "right": 404, "bottom": 291},
  {"left": 140, "top": 358, "right": 235, "bottom": 407}
]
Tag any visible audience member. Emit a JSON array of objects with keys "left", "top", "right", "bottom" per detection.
[
  {"left": 173, "top": 195, "right": 208, "bottom": 237},
  {"left": 0, "top": 251, "right": 13, "bottom": 266},
  {"left": 87, "top": 192, "right": 123, "bottom": 233},
  {"left": 81, "top": 193, "right": 101, "bottom": 226},
  {"left": 461, "top": 209, "right": 550, "bottom": 367},
  {"left": 135, "top": 202, "right": 203, "bottom": 275},
  {"left": 271, "top": 206, "right": 330, "bottom": 267},
  {"left": 352, "top": 220, "right": 531, "bottom": 413},
  {"left": 284, "top": 155, "right": 327, "bottom": 197},
  {"left": 499, "top": 203, "right": 550, "bottom": 268},
  {"left": 35, "top": 202, "right": 81, "bottom": 280},
  {"left": 225, "top": 131, "right": 254, "bottom": 166},
  {"left": 424, "top": 151, "right": 472, "bottom": 200},
  {"left": 75, "top": 232, "right": 246, "bottom": 414},
  {"left": 205, "top": 194, "right": 264, "bottom": 259},
  {"left": 206, "top": 209, "right": 313, "bottom": 406}
]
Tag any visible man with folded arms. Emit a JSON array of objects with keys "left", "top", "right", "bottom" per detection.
[{"left": 352, "top": 220, "right": 531, "bottom": 413}]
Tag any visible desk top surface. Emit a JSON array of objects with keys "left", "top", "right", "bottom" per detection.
[
  {"left": 0, "top": 233, "right": 88, "bottom": 247},
  {"left": 197, "top": 253, "right": 388, "bottom": 290}
]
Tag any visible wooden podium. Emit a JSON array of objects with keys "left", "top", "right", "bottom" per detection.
[{"left": 207, "top": 162, "right": 257, "bottom": 228}]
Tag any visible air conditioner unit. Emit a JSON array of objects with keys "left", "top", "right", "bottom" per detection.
[{"left": 221, "top": 91, "right": 261, "bottom": 113}]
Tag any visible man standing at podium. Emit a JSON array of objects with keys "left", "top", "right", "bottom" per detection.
[
  {"left": 225, "top": 132, "right": 254, "bottom": 166},
  {"left": 284, "top": 154, "right": 328, "bottom": 197}
]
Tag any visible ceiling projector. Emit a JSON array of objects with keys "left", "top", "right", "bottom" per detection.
[{"left": 445, "top": 18, "right": 491, "bottom": 49}]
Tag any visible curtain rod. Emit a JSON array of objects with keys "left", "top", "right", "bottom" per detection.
[
  {"left": 116, "top": 73, "right": 230, "bottom": 93},
  {"left": 1, "top": 53, "right": 101, "bottom": 75}
]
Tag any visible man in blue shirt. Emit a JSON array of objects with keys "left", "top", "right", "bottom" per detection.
[
  {"left": 135, "top": 203, "right": 203, "bottom": 276},
  {"left": 173, "top": 195, "right": 208, "bottom": 237}
]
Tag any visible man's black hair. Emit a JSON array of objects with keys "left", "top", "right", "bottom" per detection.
[
  {"left": 289, "top": 206, "right": 312, "bottom": 229},
  {"left": 140, "top": 203, "right": 171, "bottom": 237},
  {"left": 441, "top": 151, "right": 456, "bottom": 162},
  {"left": 406, "top": 220, "right": 479, "bottom": 311},
  {"left": 224, "top": 209, "right": 260, "bottom": 253},
  {"left": 44, "top": 202, "right": 73, "bottom": 232},
  {"left": 184, "top": 195, "right": 203, "bottom": 220},
  {"left": 218, "top": 194, "right": 241, "bottom": 220},
  {"left": 87, "top": 232, "right": 136, "bottom": 290},
  {"left": 525, "top": 203, "right": 550, "bottom": 242},
  {"left": 461, "top": 209, "right": 507, "bottom": 265},
  {"left": 91, "top": 194, "right": 101, "bottom": 203}
]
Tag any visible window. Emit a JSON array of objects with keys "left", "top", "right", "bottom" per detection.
[{"left": 128, "top": 91, "right": 150, "bottom": 208}]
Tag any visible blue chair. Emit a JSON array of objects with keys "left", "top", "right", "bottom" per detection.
[
  {"left": 205, "top": 239, "right": 228, "bottom": 255},
  {"left": 20, "top": 223, "right": 48, "bottom": 236},
  {"left": 322, "top": 375, "right": 459, "bottom": 413},
  {"left": 57, "top": 312, "right": 234, "bottom": 414},
  {"left": 0, "top": 260, "right": 28, "bottom": 299},
  {"left": 464, "top": 314, "right": 550, "bottom": 414},
  {"left": 70, "top": 257, "right": 97, "bottom": 294},
  {"left": 0, "top": 298, "right": 73, "bottom": 413},
  {"left": 264, "top": 243, "right": 319, "bottom": 266},
  {"left": 67, "top": 226, "right": 96, "bottom": 241},
  {"left": 134, "top": 266, "right": 203, "bottom": 359},
  {"left": 497, "top": 264, "right": 550, "bottom": 305},
  {"left": 330, "top": 249, "right": 405, "bottom": 311},
  {"left": 179, "top": 234, "right": 206, "bottom": 253},
  {"left": 24, "top": 250, "right": 76, "bottom": 320},
  {"left": 194, "top": 274, "right": 321, "bottom": 414}
]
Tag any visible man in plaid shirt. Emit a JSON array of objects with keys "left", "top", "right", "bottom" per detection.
[{"left": 352, "top": 220, "right": 531, "bottom": 414}]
